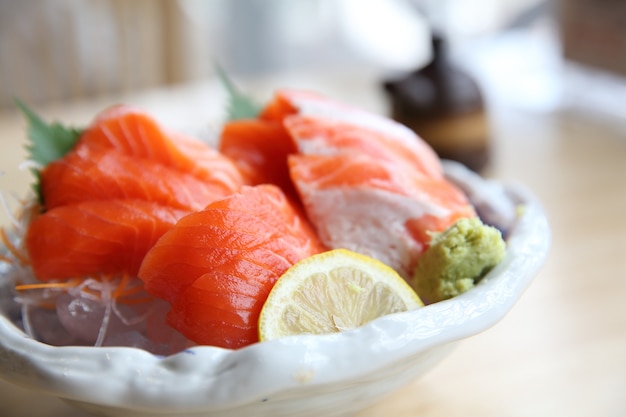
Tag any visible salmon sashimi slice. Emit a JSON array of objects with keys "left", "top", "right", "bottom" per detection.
[
  {"left": 284, "top": 115, "right": 444, "bottom": 180},
  {"left": 138, "top": 185, "right": 325, "bottom": 349},
  {"left": 219, "top": 119, "right": 297, "bottom": 197},
  {"left": 258, "top": 90, "right": 298, "bottom": 121},
  {"left": 267, "top": 90, "right": 476, "bottom": 280},
  {"left": 261, "top": 89, "right": 443, "bottom": 179},
  {"left": 25, "top": 199, "right": 188, "bottom": 281},
  {"left": 288, "top": 153, "right": 475, "bottom": 279},
  {"left": 76, "top": 105, "right": 245, "bottom": 191},
  {"left": 41, "top": 146, "right": 232, "bottom": 212}
]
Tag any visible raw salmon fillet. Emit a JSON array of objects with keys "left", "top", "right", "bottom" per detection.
[
  {"left": 263, "top": 90, "right": 476, "bottom": 279},
  {"left": 41, "top": 146, "right": 230, "bottom": 211},
  {"left": 138, "top": 185, "right": 325, "bottom": 349},
  {"left": 289, "top": 153, "right": 475, "bottom": 279},
  {"left": 27, "top": 106, "right": 246, "bottom": 281},
  {"left": 262, "top": 89, "right": 442, "bottom": 178},
  {"left": 26, "top": 199, "right": 187, "bottom": 280},
  {"left": 219, "top": 119, "right": 297, "bottom": 198},
  {"left": 40, "top": 106, "right": 245, "bottom": 211}
]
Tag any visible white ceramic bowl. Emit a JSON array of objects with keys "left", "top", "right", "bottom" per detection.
[{"left": 0, "top": 162, "right": 550, "bottom": 417}]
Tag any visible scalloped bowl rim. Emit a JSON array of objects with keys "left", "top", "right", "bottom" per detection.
[{"left": 0, "top": 176, "right": 550, "bottom": 413}]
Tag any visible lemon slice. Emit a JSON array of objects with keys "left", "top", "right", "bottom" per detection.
[{"left": 258, "top": 248, "right": 423, "bottom": 341}]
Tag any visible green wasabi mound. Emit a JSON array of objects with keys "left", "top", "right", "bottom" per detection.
[{"left": 412, "top": 217, "right": 506, "bottom": 304}]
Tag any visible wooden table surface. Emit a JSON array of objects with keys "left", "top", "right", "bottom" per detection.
[{"left": 0, "top": 71, "right": 625, "bottom": 417}]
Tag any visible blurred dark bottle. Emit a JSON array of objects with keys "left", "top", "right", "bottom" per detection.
[{"left": 383, "top": 34, "right": 490, "bottom": 172}]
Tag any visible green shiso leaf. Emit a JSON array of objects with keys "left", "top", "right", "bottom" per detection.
[
  {"left": 14, "top": 98, "right": 83, "bottom": 204},
  {"left": 215, "top": 64, "right": 261, "bottom": 120},
  {"left": 15, "top": 99, "right": 82, "bottom": 166}
]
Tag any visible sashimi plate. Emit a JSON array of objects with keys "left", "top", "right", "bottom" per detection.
[{"left": 0, "top": 162, "right": 550, "bottom": 417}]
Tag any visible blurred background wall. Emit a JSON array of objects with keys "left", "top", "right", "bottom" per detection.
[
  {"left": 1, "top": 0, "right": 624, "bottom": 112},
  {"left": 0, "top": 0, "right": 221, "bottom": 109}
]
